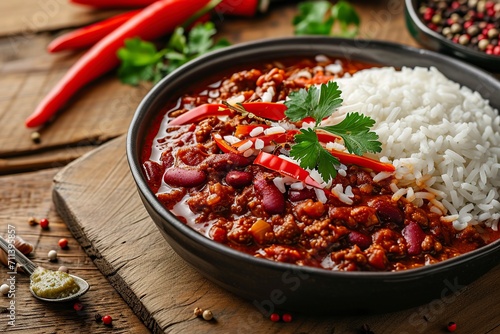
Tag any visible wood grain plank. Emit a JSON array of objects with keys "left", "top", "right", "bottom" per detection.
[
  {"left": 0, "top": 145, "right": 94, "bottom": 175},
  {"left": 0, "top": 168, "right": 149, "bottom": 333},
  {"left": 0, "top": 0, "right": 123, "bottom": 36},
  {"left": 52, "top": 135, "right": 500, "bottom": 334}
]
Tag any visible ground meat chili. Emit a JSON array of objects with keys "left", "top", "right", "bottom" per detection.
[{"left": 140, "top": 56, "right": 500, "bottom": 272}]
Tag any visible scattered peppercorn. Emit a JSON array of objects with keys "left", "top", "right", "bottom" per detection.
[
  {"left": 95, "top": 313, "right": 102, "bottom": 323},
  {"left": 31, "top": 131, "right": 41, "bottom": 144},
  {"left": 447, "top": 321, "right": 457, "bottom": 332},
  {"left": 58, "top": 265, "right": 69, "bottom": 273},
  {"left": 28, "top": 217, "right": 39, "bottom": 226},
  {"left": 102, "top": 315, "right": 113, "bottom": 326},
  {"left": 73, "top": 302, "right": 84, "bottom": 311},
  {"left": 0, "top": 284, "right": 10, "bottom": 295},
  {"left": 47, "top": 249, "right": 58, "bottom": 261},
  {"left": 58, "top": 238, "right": 69, "bottom": 249},
  {"left": 270, "top": 313, "right": 280, "bottom": 322},
  {"left": 202, "top": 310, "right": 213, "bottom": 321},
  {"left": 418, "top": 0, "right": 500, "bottom": 56},
  {"left": 39, "top": 218, "right": 49, "bottom": 229},
  {"left": 282, "top": 313, "right": 293, "bottom": 323},
  {"left": 194, "top": 307, "right": 203, "bottom": 317}
]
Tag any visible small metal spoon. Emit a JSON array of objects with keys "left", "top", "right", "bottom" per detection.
[{"left": 0, "top": 235, "right": 89, "bottom": 302}]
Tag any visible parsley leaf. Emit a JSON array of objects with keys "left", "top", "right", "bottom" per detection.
[
  {"left": 117, "top": 38, "right": 167, "bottom": 85},
  {"left": 293, "top": 1, "right": 334, "bottom": 35},
  {"left": 292, "top": 0, "right": 361, "bottom": 37},
  {"left": 284, "top": 81, "right": 343, "bottom": 126},
  {"left": 291, "top": 128, "right": 340, "bottom": 181},
  {"left": 331, "top": 0, "right": 360, "bottom": 37},
  {"left": 117, "top": 22, "right": 230, "bottom": 85},
  {"left": 319, "top": 112, "right": 382, "bottom": 155}
]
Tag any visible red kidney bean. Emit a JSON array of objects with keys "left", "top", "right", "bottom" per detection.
[
  {"left": 288, "top": 187, "right": 316, "bottom": 202},
  {"left": 348, "top": 231, "right": 371, "bottom": 250},
  {"left": 163, "top": 167, "right": 207, "bottom": 188},
  {"left": 253, "top": 179, "right": 285, "bottom": 214},
  {"left": 372, "top": 200, "right": 404, "bottom": 225},
  {"left": 225, "top": 170, "right": 253, "bottom": 188},
  {"left": 402, "top": 221, "right": 426, "bottom": 255},
  {"left": 142, "top": 160, "right": 164, "bottom": 190},
  {"left": 205, "top": 153, "right": 252, "bottom": 171}
]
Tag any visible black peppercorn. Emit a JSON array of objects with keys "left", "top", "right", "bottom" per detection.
[{"left": 418, "top": 0, "right": 500, "bottom": 56}]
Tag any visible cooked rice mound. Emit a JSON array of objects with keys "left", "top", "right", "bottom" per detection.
[{"left": 330, "top": 66, "right": 500, "bottom": 231}]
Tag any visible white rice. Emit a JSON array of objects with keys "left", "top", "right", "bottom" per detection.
[{"left": 326, "top": 66, "right": 500, "bottom": 231}]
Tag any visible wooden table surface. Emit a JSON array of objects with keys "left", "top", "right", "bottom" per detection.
[{"left": 0, "top": 1, "right": 498, "bottom": 333}]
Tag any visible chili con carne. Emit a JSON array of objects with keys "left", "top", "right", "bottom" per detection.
[{"left": 141, "top": 56, "right": 500, "bottom": 272}]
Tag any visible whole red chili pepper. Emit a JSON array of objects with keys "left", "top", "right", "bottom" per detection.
[
  {"left": 26, "top": 0, "right": 216, "bottom": 128},
  {"left": 47, "top": 10, "right": 141, "bottom": 53},
  {"left": 71, "top": 0, "right": 265, "bottom": 17},
  {"left": 70, "top": 0, "right": 156, "bottom": 7},
  {"left": 48, "top": 10, "right": 210, "bottom": 53}
]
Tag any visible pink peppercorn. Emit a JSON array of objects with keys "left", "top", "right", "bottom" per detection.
[
  {"left": 270, "top": 313, "right": 280, "bottom": 322},
  {"left": 102, "top": 315, "right": 112, "bottom": 325},
  {"left": 447, "top": 321, "right": 457, "bottom": 332},
  {"left": 39, "top": 218, "right": 49, "bottom": 229},
  {"left": 73, "top": 302, "right": 84, "bottom": 311}
]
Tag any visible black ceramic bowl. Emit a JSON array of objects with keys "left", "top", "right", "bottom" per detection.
[
  {"left": 405, "top": 0, "right": 500, "bottom": 71},
  {"left": 127, "top": 37, "right": 500, "bottom": 314}
]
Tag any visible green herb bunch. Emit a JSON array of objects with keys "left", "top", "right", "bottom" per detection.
[{"left": 285, "top": 82, "right": 381, "bottom": 182}]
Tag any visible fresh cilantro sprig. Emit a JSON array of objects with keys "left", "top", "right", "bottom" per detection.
[
  {"left": 285, "top": 81, "right": 343, "bottom": 126},
  {"left": 293, "top": 0, "right": 360, "bottom": 37},
  {"left": 291, "top": 128, "right": 341, "bottom": 182},
  {"left": 117, "top": 22, "right": 230, "bottom": 85},
  {"left": 320, "top": 113, "right": 381, "bottom": 155},
  {"left": 285, "top": 82, "right": 381, "bottom": 182}
]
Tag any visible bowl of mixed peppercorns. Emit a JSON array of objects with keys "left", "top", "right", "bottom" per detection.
[{"left": 405, "top": 0, "right": 500, "bottom": 71}]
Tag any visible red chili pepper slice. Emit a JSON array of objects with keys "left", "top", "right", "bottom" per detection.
[
  {"left": 25, "top": 0, "right": 216, "bottom": 128},
  {"left": 232, "top": 130, "right": 299, "bottom": 148},
  {"left": 327, "top": 149, "right": 395, "bottom": 173},
  {"left": 169, "top": 102, "right": 288, "bottom": 126},
  {"left": 168, "top": 104, "right": 232, "bottom": 126},
  {"left": 253, "top": 152, "right": 324, "bottom": 189},
  {"left": 234, "top": 124, "right": 271, "bottom": 137},
  {"left": 316, "top": 130, "right": 340, "bottom": 143},
  {"left": 47, "top": 10, "right": 141, "bottom": 53},
  {"left": 212, "top": 134, "right": 240, "bottom": 154},
  {"left": 237, "top": 102, "right": 288, "bottom": 121},
  {"left": 70, "top": 0, "right": 263, "bottom": 17}
]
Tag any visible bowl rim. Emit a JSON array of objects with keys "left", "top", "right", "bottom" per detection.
[
  {"left": 127, "top": 36, "right": 500, "bottom": 281},
  {"left": 404, "top": 0, "right": 500, "bottom": 63}
]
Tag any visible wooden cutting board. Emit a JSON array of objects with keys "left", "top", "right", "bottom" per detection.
[{"left": 52, "top": 135, "right": 500, "bottom": 334}]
